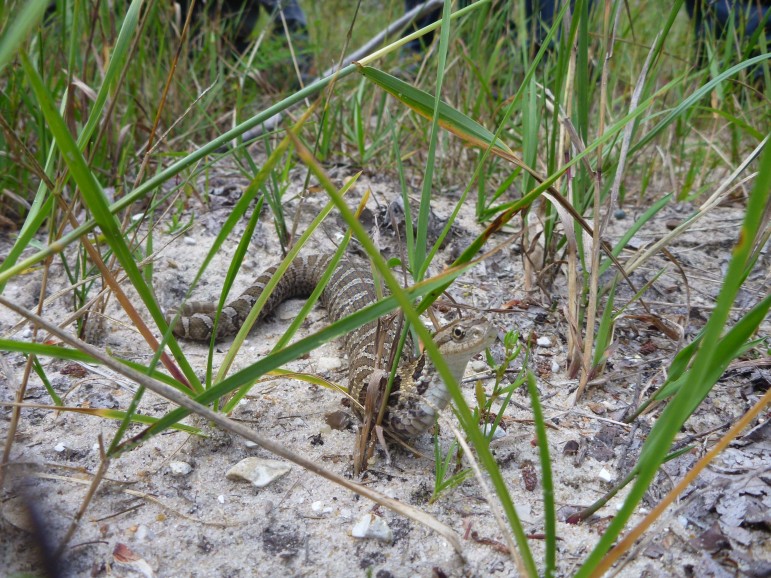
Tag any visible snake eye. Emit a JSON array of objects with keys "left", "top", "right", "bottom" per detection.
[{"left": 452, "top": 326, "right": 465, "bottom": 340}]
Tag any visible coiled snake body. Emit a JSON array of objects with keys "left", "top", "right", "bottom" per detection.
[{"left": 169, "top": 254, "right": 496, "bottom": 437}]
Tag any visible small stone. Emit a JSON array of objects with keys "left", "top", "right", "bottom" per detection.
[
  {"left": 562, "top": 440, "right": 580, "bottom": 456},
  {"left": 54, "top": 443, "right": 66, "bottom": 453},
  {"left": 2, "top": 497, "right": 34, "bottom": 532},
  {"left": 226, "top": 457, "right": 291, "bottom": 488},
  {"left": 351, "top": 513, "right": 393, "bottom": 543},
  {"left": 470, "top": 359, "right": 488, "bottom": 373},
  {"left": 22, "top": 328, "right": 32, "bottom": 339},
  {"left": 536, "top": 336, "right": 552, "bottom": 347},
  {"left": 613, "top": 209, "right": 626, "bottom": 220},
  {"left": 183, "top": 236, "right": 196, "bottom": 245},
  {"left": 598, "top": 468, "right": 613, "bottom": 482},
  {"left": 481, "top": 423, "right": 507, "bottom": 439},
  {"left": 325, "top": 411, "right": 351, "bottom": 430},
  {"left": 169, "top": 461, "right": 192, "bottom": 477},
  {"left": 134, "top": 524, "right": 150, "bottom": 541},
  {"left": 217, "top": 495, "right": 225, "bottom": 504},
  {"left": 311, "top": 501, "right": 324, "bottom": 513},
  {"left": 244, "top": 440, "right": 260, "bottom": 449},
  {"left": 550, "top": 360, "right": 560, "bottom": 373},
  {"left": 317, "top": 357, "right": 342, "bottom": 371}
]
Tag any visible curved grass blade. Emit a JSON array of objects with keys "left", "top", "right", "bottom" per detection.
[
  {"left": 358, "top": 65, "right": 513, "bottom": 155},
  {"left": 19, "top": 49, "right": 201, "bottom": 393},
  {"left": 290, "top": 135, "right": 538, "bottom": 576},
  {"left": 575, "top": 120, "right": 771, "bottom": 578},
  {"left": 0, "top": 402, "right": 201, "bottom": 435}
]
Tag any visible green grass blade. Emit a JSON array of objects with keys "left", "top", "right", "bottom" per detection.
[
  {"left": 0, "top": 0, "right": 48, "bottom": 69},
  {"left": 358, "top": 65, "right": 513, "bottom": 156},
  {"left": 526, "top": 372, "right": 556, "bottom": 577},
  {"left": 19, "top": 49, "right": 201, "bottom": 393},
  {"left": 575, "top": 117, "right": 771, "bottom": 578}
]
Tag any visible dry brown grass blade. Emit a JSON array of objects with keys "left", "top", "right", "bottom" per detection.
[
  {"left": 0, "top": 295, "right": 466, "bottom": 555},
  {"left": 588, "top": 384, "right": 771, "bottom": 578},
  {"left": 624, "top": 135, "right": 768, "bottom": 276}
]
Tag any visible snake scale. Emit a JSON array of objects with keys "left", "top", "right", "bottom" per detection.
[{"left": 168, "top": 254, "right": 496, "bottom": 437}]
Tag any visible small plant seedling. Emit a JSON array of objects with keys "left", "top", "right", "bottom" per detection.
[{"left": 430, "top": 427, "right": 472, "bottom": 504}]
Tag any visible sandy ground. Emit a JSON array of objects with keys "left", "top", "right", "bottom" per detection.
[{"left": 1, "top": 160, "right": 769, "bottom": 577}]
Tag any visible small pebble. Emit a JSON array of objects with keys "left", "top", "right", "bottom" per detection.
[
  {"left": 22, "top": 328, "right": 32, "bottom": 339},
  {"left": 470, "top": 359, "right": 488, "bottom": 373},
  {"left": 481, "top": 423, "right": 507, "bottom": 440},
  {"left": 134, "top": 524, "right": 150, "bottom": 541},
  {"left": 54, "top": 443, "right": 66, "bottom": 453},
  {"left": 326, "top": 411, "right": 352, "bottom": 430},
  {"left": 536, "top": 336, "right": 552, "bottom": 347},
  {"left": 613, "top": 209, "right": 626, "bottom": 220},
  {"left": 218, "top": 495, "right": 225, "bottom": 504},
  {"left": 598, "top": 468, "right": 613, "bottom": 482},
  {"left": 244, "top": 440, "right": 260, "bottom": 449},
  {"left": 311, "top": 501, "right": 332, "bottom": 515},
  {"left": 550, "top": 360, "right": 560, "bottom": 373},
  {"left": 562, "top": 440, "right": 580, "bottom": 456},
  {"left": 183, "top": 236, "right": 197, "bottom": 245},
  {"left": 317, "top": 357, "right": 342, "bottom": 372},
  {"left": 226, "top": 457, "right": 291, "bottom": 488},
  {"left": 169, "top": 461, "right": 193, "bottom": 477},
  {"left": 351, "top": 513, "right": 393, "bottom": 543}
]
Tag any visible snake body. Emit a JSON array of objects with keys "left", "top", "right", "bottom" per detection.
[{"left": 169, "top": 254, "right": 495, "bottom": 437}]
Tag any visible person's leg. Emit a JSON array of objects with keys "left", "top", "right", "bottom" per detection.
[
  {"left": 403, "top": 0, "right": 442, "bottom": 53},
  {"left": 260, "top": 0, "right": 307, "bottom": 33},
  {"left": 259, "top": 0, "right": 313, "bottom": 82},
  {"left": 525, "top": 0, "right": 594, "bottom": 48},
  {"left": 684, "top": 1, "right": 770, "bottom": 80}
]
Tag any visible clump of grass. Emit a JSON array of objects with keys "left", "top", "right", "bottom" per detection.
[{"left": 1, "top": 0, "right": 769, "bottom": 575}]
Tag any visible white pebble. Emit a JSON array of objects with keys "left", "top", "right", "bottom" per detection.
[
  {"left": 481, "top": 423, "right": 507, "bottom": 439},
  {"left": 317, "top": 357, "right": 342, "bottom": 371},
  {"left": 351, "top": 513, "right": 393, "bottom": 543},
  {"left": 54, "top": 443, "right": 66, "bottom": 453},
  {"left": 226, "top": 457, "right": 291, "bottom": 488},
  {"left": 536, "top": 336, "right": 552, "bottom": 347},
  {"left": 470, "top": 359, "right": 488, "bottom": 372},
  {"left": 22, "top": 328, "right": 32, "bottom": 339},
  {"left": 311, "top": 501, "right": 325, "bottom": 513},
  {"left": 598, "top": 467, "right": 613, "bottom": 482},
  {"left": 134, "top": 524, "right": 150, "bottom": 541},
  {"left": 551, "top": 360, "right": 560, "bottom": 373},
  {"left": 218, "top": 495, "right": 225, "bottom": 504},
  {"left": 169, "top": 461, "right": 193, "bottom": 476},
  {"left": 183, "top": 236, "right": 197, "bottom": 245},
  {"left": 244, "top": 440, "right": 260, "bottom": 449}
]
